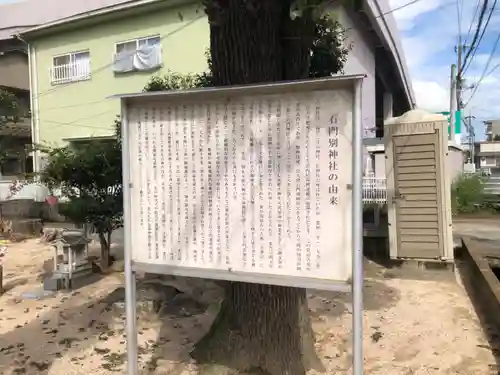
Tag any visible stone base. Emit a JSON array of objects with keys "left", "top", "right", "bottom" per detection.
[
  {"left": 369, "top": 257, "right": 457, "bottom": 282},
  {"left": 1, "top": 218, "right": 43, "bottom": 237},
  {"left": 43, "top": 276, "right": 63, "bottom": 292},
  {"left": 105, "top": 277, "right": 223, "bottom": 318}
]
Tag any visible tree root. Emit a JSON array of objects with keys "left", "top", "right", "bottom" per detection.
[{"left": 191, "top": 282, "right": 325, "bottom": 375}]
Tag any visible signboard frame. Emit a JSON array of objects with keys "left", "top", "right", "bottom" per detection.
[{"left": 117, "top": 75, "right": 365, "bottom": 375}]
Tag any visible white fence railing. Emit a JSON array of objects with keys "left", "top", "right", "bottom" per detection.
[
  {"left": 0, "top": 180, "right": 49, "bottom": 202},
  {"left": 483, "top": 176, "right": 500, "bottom": 195},
  {"left": 362, "top": 174, "right": 387, "bottom": 204},
  {"left": 50, "top": 61, "right": 91, "bottom": 85}
]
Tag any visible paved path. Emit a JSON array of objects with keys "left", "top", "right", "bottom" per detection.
[{"left": 454, "top": 218, "right": 500, "bottom": 256}]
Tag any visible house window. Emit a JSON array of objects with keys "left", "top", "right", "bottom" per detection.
[
  {"left": 115, "top": 35, "right": 161, "bottom": 54},
  {"left": 113, "top": 35, "right": 162, "bottom": 73},
  {"left": 51, "top": 50, "right": 91, "bottom": 85},
  {"left": 0, "top": 157, "right": 23, "bottom": 178}
]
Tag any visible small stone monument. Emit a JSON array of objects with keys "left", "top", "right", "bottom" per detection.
[{"left": 45, "top": 229, "right": 92, "bottom": 290}]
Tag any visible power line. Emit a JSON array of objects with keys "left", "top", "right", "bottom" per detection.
[
  {"left": 462, "top": 0, "right": 498, "bottom": 75},
  {"left": 39, "top": 99, "right": 106, "bottom": 113},
  {"left": 377, "top": 0, "right": 422, "bottom": 16},
  {"left": 30, "top": 0, "right": 433, "bottom": 118},
  {"left": 464, "top": 0, "right": 482, "bottom": 45},
  {"left": 464, "top": 30, "right": 500, "bottom": 107},
  {"left": 15, "top": 0, "right": 463, "bottom": 149},
  {"left": 40, "top": 110, "right": 115, "bottom": 131},
  {"left": 485, "top": 60, "right": 500, "bottom": 76},
  {"left": 369, "top": 0, "right": 455, "bottom": 23},
  {"left": 456, "top": 0, "right": 463, "bottom": 42},
  {"left": 35, "top": 0, "right": 432, "bottom": 102},
  {"left": 0, "top": 109, "right": 116, "bottom": 141},
  {"left": 460, "top": 0, "right": 489, "bottom": 75},
  {"left": 31, "top": 14, "right": 205, "bottom": 102}
]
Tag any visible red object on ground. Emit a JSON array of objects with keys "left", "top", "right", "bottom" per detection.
[{"left": 46, "top": 196, "right": 58, "bottom": 206}]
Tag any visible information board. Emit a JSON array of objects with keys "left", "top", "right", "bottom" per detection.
[{"left": 125, "top": 89, "right": 354, "bottom": 286}]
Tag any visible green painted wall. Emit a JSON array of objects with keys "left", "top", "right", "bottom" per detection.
[{"left": 32, "top": 3, "right": 209, "bottom": 147}]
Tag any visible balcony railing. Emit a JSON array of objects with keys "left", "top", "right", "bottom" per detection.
[
  {"left": 50, "top": 61, "right": 91, "bottom": 85},
  {"left": 362, "top": 174, "right": 387, "bottom": 204},
  {"left": 480, "top": 158, "right": 500, "bottom": 168},
  {"left": 483, "top": 176, "right": 500, "bottom": 195}
]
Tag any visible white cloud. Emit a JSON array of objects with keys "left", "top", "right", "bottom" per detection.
[
  {"left": 412, "top": 81, "right": 449, "bottom": 112},
  {"left": 389, "top": 0, "right": 446, "bottom": 30},
  {"left": 389, "top": 0, "right": 500, "bottom": 138}
]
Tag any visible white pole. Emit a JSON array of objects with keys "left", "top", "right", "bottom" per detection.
[
  {"left": 121, "top": 101, "right": 138, "bottom": 374},
  {"left": 352, "top": 78, "right": 364, "bottom": 375}
]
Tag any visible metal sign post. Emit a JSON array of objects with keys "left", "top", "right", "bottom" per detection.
[
  {"left": 118, "top": 75, "right": 365, "bottom": 375},
  {"left": 352, "top": 78, "right": 364, "bottom": 375},
  {"left": 120, "top": 102, "right": 138, "bottom": 374}
]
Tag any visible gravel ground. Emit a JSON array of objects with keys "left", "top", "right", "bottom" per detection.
[{"left": 0, "top": 238, "right": 496, "bottom": 375}]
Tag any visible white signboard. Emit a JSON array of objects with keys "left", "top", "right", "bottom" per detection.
[{"left": 126, "top": 89, "right": 354, "bottom": 286}]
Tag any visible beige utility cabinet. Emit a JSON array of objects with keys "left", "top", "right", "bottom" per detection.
[{"left": 384, "top": 110, "right": 453, "bottom": 261}]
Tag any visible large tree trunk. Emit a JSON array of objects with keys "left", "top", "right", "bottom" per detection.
[
  {"left": 191, "top": 1, "right": 321, "bottom": 374},
  {"left": 191, "top": 283, "right": 324, "bottom": 374}
]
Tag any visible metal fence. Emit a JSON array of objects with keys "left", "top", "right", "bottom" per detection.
[
  {"left": 483, "top": 176, "right": 500, "bottom": 195},
  {"left": 0, "top": 180, "right": 49, "bottom": 202},
  {"left": 362, "top": 174, "right": 387, "bottom": 204}
]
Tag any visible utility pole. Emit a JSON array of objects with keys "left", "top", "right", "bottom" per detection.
[
  {"left": 465, "top": 114, "right": 476, "bottom": 165},
  {"left": 456, "top": 44, "right": 464, "bottom": 110},
  {"left": 450, "top": 64, "right": 457, "bottom": 142},
  {"left": 454, "top": 44, "right": 467, "bottom": 144}
]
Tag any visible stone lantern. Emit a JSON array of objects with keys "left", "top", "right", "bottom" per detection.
[{"left": 46, "top": 229, "right": 92, "bottom": 290}]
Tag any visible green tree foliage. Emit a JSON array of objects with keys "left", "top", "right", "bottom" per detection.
[
  {"left": 144, "top": 14, "right": 348, "bottom": 91},
  {"left": 143, "top": 70, "right": 212, "bottom": 92},
  {"left": 39, "top": 119, "right": 123, "bottom": 269},
  {"left": 309, "top": 17, "right": 349, "bottom": 77},
  {"left": 451, "top": 173, "right": 485, "bottom": 215},
  {"left": 0, "top": 89, "right": 29, "bottom": 167},
  {"left": 0, "top": 89, "right": 19, "bottom": 125}
]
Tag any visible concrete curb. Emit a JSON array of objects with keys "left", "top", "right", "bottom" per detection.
[{"left": 460, "top": 238, "right": 500, "bottom": 332}]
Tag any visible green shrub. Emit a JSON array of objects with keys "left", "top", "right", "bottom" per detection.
[{"left": 451, "top": 174, "right": 485, "bottom": 215}]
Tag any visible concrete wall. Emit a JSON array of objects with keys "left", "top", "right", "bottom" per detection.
[
  {"left": 480, "top": 142, "right": 500, "bottom": 153},
  {"left": 374, "top": 152, "right": 386, "bottom": 178},
  {"left": 31, "top": 2, "right": 209, "bottom": 147},
  {"left": 460, "top": 238, "right": 500, "bottom": 334},
  {"left": 0, "top": 53, "right": 29, "bottom": 91},
  {"left": 330, "top": 5, "right": 376, "bottom": 138}
]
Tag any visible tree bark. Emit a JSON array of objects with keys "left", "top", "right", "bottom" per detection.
[
  {"left": 192, "top": 282, "right": 324, "bottom": 374},
  {"left": 191, "top": 1, "right": 321, "bottom": 374},
  {"left": 98, "top": 231, "right": 112, "bottom": 271}
]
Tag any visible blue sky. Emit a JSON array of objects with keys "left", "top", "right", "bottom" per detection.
[{"left": 389, "top": 0, "right": 500, "bottom": 140}]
